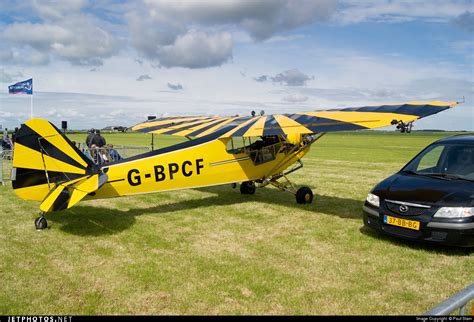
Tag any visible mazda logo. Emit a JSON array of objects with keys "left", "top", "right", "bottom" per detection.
[{"left": 399, "top": 205, "right": 409, "bottom": 213}]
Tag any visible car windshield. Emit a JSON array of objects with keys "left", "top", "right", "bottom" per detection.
[{"left": 402, "top": 143, "right": 474, "bottom": 181}]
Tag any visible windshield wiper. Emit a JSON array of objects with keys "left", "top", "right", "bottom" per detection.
[
  {"left": 423, "top": 173, "right": 474, "bottom": 181},
  {"left": 401, "top": 170, "right": 450, "bottom": 179},
  {"left": 420, "top": 173, "right": 453, "bottom": 180},
  {"left": 401, "top": 170, "right": 474, "bottom": 181},
  {"left": 440, "top": 173, "right": 474, "bottom": 182}
]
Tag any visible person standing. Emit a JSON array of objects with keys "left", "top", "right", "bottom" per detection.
[
  {"left": 91, "top": 129, "right": 106, "bottom": 148},
  {"left": 86, "top": 128, "right": 95, "bottom": 148},
  {"left": 12, "top": 127, "right": 18, "bottom": 144}
]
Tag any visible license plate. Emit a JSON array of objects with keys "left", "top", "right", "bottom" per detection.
[{"left": 383, "top": 215, "right": 420, "bottom": 231}]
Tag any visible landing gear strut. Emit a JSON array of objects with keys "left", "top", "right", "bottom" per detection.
[
  {"left": 239, "top": 160, "right": 314, "bottom": 204},
  {"left": 34, "top": 212, "right": 48, "bottom": 230},
  {"left": 266, "top": 175, "right": 313, "bottom": 204}
]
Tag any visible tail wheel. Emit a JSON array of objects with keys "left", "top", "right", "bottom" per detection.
[
  {"left": 35, "top": 216, "right": 48, "bottom": 230},
  {"left": 240, "top": 181, "right": 256, "bottom": 195},
  {"left": 296, "top": 186, "right": 313, "bottom": 204}
]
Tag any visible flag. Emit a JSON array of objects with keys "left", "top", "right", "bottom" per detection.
[{"left": 8, "top": 78, "right": 33, "bottom": 95}]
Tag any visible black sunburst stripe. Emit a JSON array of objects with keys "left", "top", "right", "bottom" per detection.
[
  {"left": 48, "top": 121, "right": 96, "bottom": 168},
  {"left": 52, "top": 188, "right": 72, "bottom": 212},
  {"left": 16, "top": 124, "right": 91, "bottom": 171},
  {"left": 12, "top": 167, "right": 85, "bottom": 190}
]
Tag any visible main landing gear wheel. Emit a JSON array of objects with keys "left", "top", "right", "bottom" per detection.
[
  {"left": 240, "top": 181, "right": 256, "bottom": 195},
  {"left": 34, "top": 214, "right": 48, "bottom": 230},
  {"left": 296, "top": 186, "right": 313, "bottom": 204}
]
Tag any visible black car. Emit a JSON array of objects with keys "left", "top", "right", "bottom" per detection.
[{"left": 363, "top": 134, "right": 474, "bottom": 247}]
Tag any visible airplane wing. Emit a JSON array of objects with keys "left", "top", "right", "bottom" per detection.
[{"left": 132, "top": 101, "right": 457, "bottom": 138}]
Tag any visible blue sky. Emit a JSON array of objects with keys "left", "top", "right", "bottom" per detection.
[{"left": 0, "top": 0, "right": 472, "bottom": 130}]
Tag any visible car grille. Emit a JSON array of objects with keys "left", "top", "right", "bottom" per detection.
[
  {"left": 385, "top": 200, "right": 429, "bottom": 216},
  {"left": 383, "top": 225, "right": 422, "bottom": 239}
]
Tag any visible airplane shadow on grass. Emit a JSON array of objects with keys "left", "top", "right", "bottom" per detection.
[
  {"left": 47, "top": 185, "right": 364, "bottom": 237},
  {"left": 46, "top": 186, "right": 471, "bottom": 255}
]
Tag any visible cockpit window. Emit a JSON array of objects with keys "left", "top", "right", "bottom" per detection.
[{"left": 226, "top": 135, "right": 284, "bottom": 165}]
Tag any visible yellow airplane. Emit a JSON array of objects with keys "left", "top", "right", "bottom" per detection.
[{"left": 11, "top": 101, "right": 457, "bottom": 229}]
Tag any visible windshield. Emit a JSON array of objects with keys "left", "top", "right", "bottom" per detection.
[{"left": 402, "top": 143, "right": 474, "bottom": 180}]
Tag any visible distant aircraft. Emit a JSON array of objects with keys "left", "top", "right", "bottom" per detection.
[{"left": 11, "top": 101, "right": 457, "bottom": 229}]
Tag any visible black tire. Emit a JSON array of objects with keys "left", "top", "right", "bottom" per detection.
[
  {"left": 240, "top": 181, "right": 256, "bottom": 195},
  {"left": 35, "top": 217, "right": 48, "bottom": 230},
  {"left": 296, "top": 186, "right": 313, "bottom": 204}
]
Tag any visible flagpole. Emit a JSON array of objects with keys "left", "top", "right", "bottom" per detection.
[{"left": 30, "top": 94, "right": 33, "bottom": 119}]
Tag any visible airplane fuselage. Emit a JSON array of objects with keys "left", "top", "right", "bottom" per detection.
[{"left": 91, "top": 137, "right": 311, "bottom": 200}]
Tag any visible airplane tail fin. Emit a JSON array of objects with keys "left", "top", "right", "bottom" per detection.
[{"left": 12, "top": 119, "right": 108, "bottom": 212}]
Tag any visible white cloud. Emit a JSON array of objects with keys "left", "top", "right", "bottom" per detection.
[
  {"left": 0, "top": 70, "right": 24, "bottom": 83},
  {"left": 254, "top": 75, "right": 268, "bottom": 82},
  {"left": 264, "top": 34, "right": 306, "bottom": 43},
  {"left": 272, "top": 69, "right": 313, "bottom": 86},
  {"left": 452, "top": 11, "right": 474, "bottom": 32},
  {"left": 158, "top": 30, "right": 233, "bottom": 68},
  {"left": 336, "top": 0, "right": 472, "bottom": 25},
  {"left": 450, "top": 40, "right": 474, "bottom": 52},
  {"left": 167, "top": 83, "right": 183, "bottom": 90},
  {"left": 137, "top": 74, "right": 152, "bottom": 81},
  {"left": 255, "top": 69, "right": 313, "bottom": 86},
  {"left": 283, "top": 94, "right": 309, "bottom": 103},
  {"left": 141, "top": 0, "right": 336, "bottom": 40},
  {"left": 127, "top": 0, "right": 337, "bottom": 68},
  {"left": 2, "top": 12, "right": 121, "bottom": 66},
  {"left": 0, "top": 47, "right": 13, "bottom": 61},
  {"left": 32, "top": 0, "right": 88, "bottom": 20}
]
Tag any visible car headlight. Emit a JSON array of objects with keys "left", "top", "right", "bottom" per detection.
[
  {"left": 434, "top": 207, "right": 474, "bottom": 218},
  {"left": 366, "top": 193, "right": 380, "bottom": 208}
]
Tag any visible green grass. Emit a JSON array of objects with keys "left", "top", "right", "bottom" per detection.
[{"left": 0, "top": 131, "right": 472, "bottom": 315}]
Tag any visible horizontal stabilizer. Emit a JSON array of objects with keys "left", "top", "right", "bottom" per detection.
[{"left": 39, "top": 173, "right": 108, "bottom": 213}]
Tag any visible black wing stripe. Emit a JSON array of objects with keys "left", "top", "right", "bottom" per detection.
[
  {"left": 233, "top": 118, "right": 261, "bottom": 137},
  {"left": 263, "top": 115, "right": 284, "bottom": 136},
  {"left": 161, "top": 118, "right": 223, "bottom": 135},
  {"left": 288, "top": 114, "right": 367, "bottom": 132},
  {"left": 186, "top": 118, "right": 235, "bottom": 137}
]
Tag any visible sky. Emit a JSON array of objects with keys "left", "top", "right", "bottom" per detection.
[{"left": 0, "top": 0, "right": 473, "bottom": 131}]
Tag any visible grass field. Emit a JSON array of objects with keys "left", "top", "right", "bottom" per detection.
[{"left": 0, "top": 131, "right": 472, "bottom": 315}]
